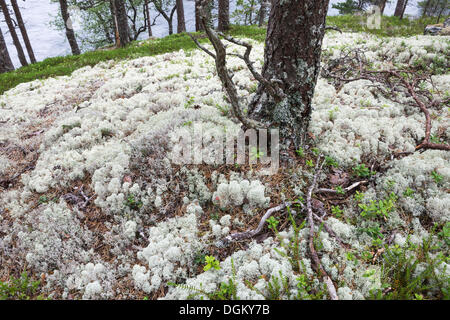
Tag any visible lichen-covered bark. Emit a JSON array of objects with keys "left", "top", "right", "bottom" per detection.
[
  {"left": 251, "top": 0, "right": 330, "bottom": 147},
  {"left": 218, "top": 0, "right": 230, "bottom": 31}
]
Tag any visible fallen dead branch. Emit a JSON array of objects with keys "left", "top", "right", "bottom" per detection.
[
  {"left": 306, "top": 155, "right": 339, "bottom": 300},
  {"left": 221, "top": 201, "right": 295, "bottom": 244}
]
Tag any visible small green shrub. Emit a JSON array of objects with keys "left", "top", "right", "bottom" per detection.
[
  {"left": 431, "top": 171, "right": 443, "bottom": 184},
  {"left": 0, "top": 272, "right": 45, "bottom": 300},
  {"left": 124, "top": 194, "right": 143, "bottom": 210},
  {"left": 358, "top": 192, "right": 397, "bottom": 219},
  {"left": 372, "top": 234, "right": 449, "bottom": 300},
  {"left": 168, "top": 259, "right": 238, "bottom": 300},
  {"left": 203, "top": 256, "right": 220, "bottom": 271},
  {"left": 352, "top": 164, "right": 376, "bottom": 178}
]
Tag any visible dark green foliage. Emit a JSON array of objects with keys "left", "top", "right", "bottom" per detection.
[
  {"left": 0, "top": 272, "right": 45, "bottom": 300},
  {"left": 372, "top": 233, "right": 449, "bottom": 300},
  {"left": 168, "top": 259, "right": 239, "bottom": 300}
]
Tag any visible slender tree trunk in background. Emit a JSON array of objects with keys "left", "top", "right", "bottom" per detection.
[
  {"left": 114, "top": 0, "right": 130, "bottom": 47},
  {"left": 176, "top": 0, "right": 186, "bottom": 33},
  {"left": 58, "top": 0, "right": 81, "bottom": 55},
  {"left": 258, "top": 0, "right": 267, "bottom": 26},
  {"left": 421, "top": 0, "right": 431, "bottom": 17},
  {"left": 144, "top": 0, "right": 153, "bottom": 37},
  {"left": 401, "top": 0, "right": 408, "bottom": 19},
  {"left": 378, "top": 0, "right": 387, "bottom": 15},
  {"left": 436, "top": 3, "right": 445, "bottom": 23},
  {"left": 10, "top": 0, "right": 36, "bottom": 63},
  {"left": 0, "top": 0, "right": 28, "bottom": 66},
  {"left": 218, "top": 0, "right": 229, "bottom": 31},
  {"left": 251, "top": 0, "right": 330, "bottom": 147},
  {"left": 0, "top": 25, "right": 14, "bottom": 73},
  {"left": 152, "top": 2, "right": 176, "bottom": 35},
  {"left": 195, "top": 0, "right": 202, "bottom": 31},
  {"left": 394, "top": 0, "right": 405, "bottom": 17},
  {"left": 110, "top": 0, "right": 120, "bottom": 46}
]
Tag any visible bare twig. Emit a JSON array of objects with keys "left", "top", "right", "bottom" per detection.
[
  {"left": 186, "top": 33, "right": 216, "bottom": 59},
  {"left": 325, "top": 26, "right": 343, "bottom": 33},
  {"left": 219, "top": 33, "right": 285, "bottom": 102},
  {"left": 317, "top": 180, "right": 368, "bottom": 194},
  {"left": 306, "top": 155, "right": 339, "bottom": 300}
]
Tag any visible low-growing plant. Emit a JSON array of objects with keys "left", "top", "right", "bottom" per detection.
[
  {"left": 431, "top": 170, "right": 443, "bottom": 184},
  {"left": 331, "top": 205, "right": 343, "bottom": 218},
  {"left": 352, "top": 164, "right": 376, "bottom": 178},
  {"left": 438, "top": 222, "right": 450, "bottom": 246},
  {"left": 204, "top": 256, "right": 220, "bottom": 271},
  {"left": 168, "top": 259, "right": 238, "bottom": 300},
  {"left": 372, "top": 233, "right": 449, "bottom": 300},
  {"left": 403, "top": 187, "right": 415, "bottom": 198},
  {"left": 247, "top": 270, "right": 291, "bottom": 300},
  {"left": 0, "top": 272, "right": 45, "bottom": 300},
  {"left": 267, "top": 216, "right": 280, "bottom": 231},
  {"left": 295, "top": 147, "right": 305, "bottom": 158},
  {"left": 358, "top": 192, "right": 397, "bottom": 219},
  {"left": 325, "top": 156, "right": 339, "bottom": 168},
  {"left": 184, "top": 96, "right": 195, "bottom": 108},
  {"left": 335, "top": 186, "right": 346, "bottom": 195},
  {"left": 124, "top": 194, "right": 143, "bottom": 211}
]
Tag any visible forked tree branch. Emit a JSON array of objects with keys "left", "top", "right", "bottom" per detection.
[{"left": 188, "top": 0, "right": 271, "bottom": 129}]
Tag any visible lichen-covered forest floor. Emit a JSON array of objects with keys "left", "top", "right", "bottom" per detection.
[{"left": 0, "top": 27, "right": 449, "bottom": 300}]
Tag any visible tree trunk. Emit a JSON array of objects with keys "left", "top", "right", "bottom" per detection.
[
  {"left": 197, "top": 0, "right": 212, "bottom": 31},
  {"left": 195, "top": 0, "right": 202, "bottom": 31},
  {"left": 218, "top": 0, "right": 230, "bottom": 31},
  {"left": 258, "top": 0, "right": 267, "bottom": 27},
  {"left": 58, "top": 0, "right": 81, "bottom": 55},
  {"left": 251, "top": 0, "right": 330, "bottom": 147},
  {"left": 10, "top": 0, "right": 36, "bottom": 63},
  {"left": 401, "top": 0, "right": 408, "bottom": 19},
  {"left": 144, "top": 0, "right": 152, "bottom": 37},
  {"left": 176, "top": 0, "right": 186, "bottom": 33},
  {"left": 152, "top": 2, "right": 176, "bottom": 35},
  {"left": 394, "top": 0, "right": 404, "bottom": 17},
  {"left": 114, "top": 0, "right": 130, "bottom": 47},
  {"left": 0, "top": 25, "right": 14, "bottom": 73},
  {"left": 110, "top": 0, "right": 120, "bottom": 46},
  {"left": 378, "top": 0, "right": 387, "bottom": 15},
  {"left": 0, "top": 0, "right": 28, "bottom": 66}
]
